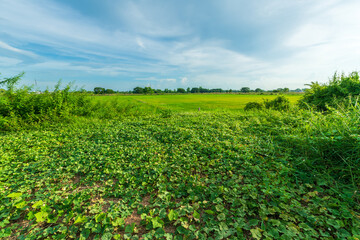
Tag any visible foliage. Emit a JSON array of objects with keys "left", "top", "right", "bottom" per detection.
[
  {"left": 245, "top": 96, "right": 291, "bottom": 111},
  {"left": 299, "top": 71, "right": 360, "bottom": 111},
  {"left": 0, "top": 72, "right": 25, "bottom": 90},
  {"left": 0, "top": 77, "right": 92, "bottom": 130},
  {"left": 1, "top": 111, "right": 359, "bottom": 239},
  {"left": 244, "top": 101, "right": 263, "bottom": 111},
  {"left": 177, "top": 88, "right": 186, "bottom": 93},
  {"left": 241, "top": 87, "right": 251, "bottom": 93},
  {"left": 263, "top": 95, "right": 291, "bottom": 111},
  {"left": 94, "top": 87, "right": 105, "bottom": 94},
  {"left": 0, "top": 74, "right": 176, "bottom": 131},
  {"left": 1, "top": 75, "right": 359, "bottom": 238},
  {"left": 105, "top": 89, "right": 115, "bottom": 94}
]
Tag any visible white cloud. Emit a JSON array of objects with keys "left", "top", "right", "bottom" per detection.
[
  {"left": 181, "top": 77, "right": 188, "bottom": 84},
  {"left": 1, "top": 0, "right": 360, "bottom": 90},
  {"left": 0, "top": 41, "right": 37, "bottom": 58},
  {"left": 164, "top": 78, "right": 176, "bottom": 83},
  {"left": 0, "top": 56, "right": 23, "bottom": 66},
  {"left": 136, "top": 38, "right": 145, "bottom": 49}
]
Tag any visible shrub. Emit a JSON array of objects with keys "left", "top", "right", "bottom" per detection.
[
  {"left": 244, "top": 96, "right": 291, "bottom": 111},
  {"left": 264, "top": 96, "right": 290, "bottom": 111},
  {"left": 244, "top": 101, "right": 263, "bottom": 111},
  {"left": 0, "top": 73, "right": 91, "bottom": 130},
  {"left": 299, "top": 71, "right": 360, "bottom": 111}
]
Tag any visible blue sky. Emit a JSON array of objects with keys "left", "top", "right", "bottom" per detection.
[{"left": 0, "top": 0, "right": 360, "bottom": 91}]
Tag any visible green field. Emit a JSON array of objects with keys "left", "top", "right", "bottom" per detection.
[
  {"left": 94, "top": 94, "right": 302, "bottom": 112},
  {"left": 1, "top": 91, "right": 360, "bottom": 239}
]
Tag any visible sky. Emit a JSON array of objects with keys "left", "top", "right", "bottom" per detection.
[{"left": 0, "top": 0, "right": 360, "bottom": 91}]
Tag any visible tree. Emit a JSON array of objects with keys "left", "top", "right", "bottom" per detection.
[
  {"left": 143, "top": 87, "right": 154, "bottom": 94},
  {"left": 133, "top": 87, "right": 144, "bottom": 94},
  {"left": 0, "top": 72, "right": 24, "bottom": 92},
  {"left": 94, "top": 87, "right": 105, "bottom": 94},
  {"left": 177, "top": 88, "right": 186, "bottom": 93},
  {"left": 191, "top": 87, "right": 200, "bottom": 93},
  {"left": 186, "top": 87, "right": 190, "bottom": 93},
  {"left": 210, "top": 88, "right": 223, "bottom": 93},
  {"left": 199, "top": 87, "right": 209, "bottom": 93},
  {"left": 105, "top": 89, "right": 115, "bottom": 94},
  {"left": 255, "top": 88, "right": 264, "bottom": 93},
  {"left": 241, "top": 87, "right": 250, "bottom": 93}
]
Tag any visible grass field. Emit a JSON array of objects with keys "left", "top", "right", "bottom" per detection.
[
  {"left": 1, "top": 92, "right": 360, "bottom": 239},
  {"left": 94, "top": 94, "right": 302, "bottom": 112}
]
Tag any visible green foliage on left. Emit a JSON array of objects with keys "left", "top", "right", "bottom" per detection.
[
  {"left": 0, "top": 73, "right": 91, "bottom": 130},
  {"left": 0, "top": 73, "right": 173, "bottom": 131}
]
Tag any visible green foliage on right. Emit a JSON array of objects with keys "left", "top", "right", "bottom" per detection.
[{"left": 299, "top": 71, "right": 360, "bottom": 111}]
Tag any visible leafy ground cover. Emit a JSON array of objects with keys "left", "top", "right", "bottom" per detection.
[{"left": 1, "top": 110, "right": 359, "bottom": 239}]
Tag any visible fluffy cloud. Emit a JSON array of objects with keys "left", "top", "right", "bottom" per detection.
[{"left": 0, "top": 0, "right": 359, "bottom": 90}]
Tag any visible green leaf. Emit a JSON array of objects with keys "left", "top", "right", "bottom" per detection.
[
  {"left": 80, "top": 229, "right": 90, "bottom": 240},
  {"left": 15, "top": 201, "right": 28, "bottom": 209},
  {"left": 215, "top": 204, "right": 224, "bottom": 212},
  {"left": 112, "top": 217, "right": 125, "bottom": 227},
  {"left": 168, "top": 209, "right": 178, "bottom": 221},
  {"left": 32, "top": 200, "right": 44, "bottom": 209},
  {"left": 248, "top": 219, "right": 259, "bottom": 227},
  {"left": 95, "top": 213, "right": 105, "bottom": 223},
  {"left": 35, "top": 211, "right": 49, "bottom": 223},
  {"left": 193, "top": 210, "right": 200, "bottom": 221},
  {"left": 217, "top": 213, "right": 226, "bottom": 221},
  {"left": 125, "top": 223, "right": 135, "bottom": 233},
  {"left": 152, "top": 217, "right": 164, "bottom": 228},
  {"left": 338, "top": 229, "right": 351, "bottom": 238},
  {"left": 189, "top": 225, "right": 197, "bottom": 232},
  {"left": 101, "top": 232, "right": 113, "bottom": 240},
  {"left": 250, "top": 228, "right": 262, "bottom": 240},
  {"left": 266, "top": 228, "right": 279, "bottom": 238},
  {"left": 74, "top": 215, "right": 87, "bottom": 224},
  {"left": 176, "top": 226, "right": 187, "bottom": 234},
  {"left": 7, "top": 192, "right": 22, "bottom": 199},
  {"left": 205, "top": 210, "right": 215, "bottom": 215},
  {"left": 27, "top": 211, "right": 35, "bottom": 220}
]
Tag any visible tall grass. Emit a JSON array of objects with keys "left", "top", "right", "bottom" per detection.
[
  {"left": 0, "top": 75, "right": 171, "bottom": 131},
  {"left": 246, "top": 105, "right": 360, "bottom": 191}
]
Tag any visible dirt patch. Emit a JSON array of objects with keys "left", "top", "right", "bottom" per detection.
[
  {"left": 140, "top": 195, "right": 151, "bottom": 207},
  {"left": 164, "top": 224, "right": 176, "bottom": 234}
]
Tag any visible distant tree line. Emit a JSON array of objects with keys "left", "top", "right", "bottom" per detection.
[{"left": 92, "top": 86, "right": 306, "bottom": 94}]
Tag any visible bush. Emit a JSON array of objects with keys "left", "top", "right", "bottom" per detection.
[
  {"left": 0, "top": 73, "right": 91, "bottom": 130},
  {"left": 299, "top": 71, "right": 360, "bottom": 111},
  {"left": 245, "top": 96, "right": 290, "bottom": 111},
  {"left": 263, "top": 96, "right": 290, "bottom": 111},
  {"left": 244, "top": 101, "right": 263, "bottom": 111}
]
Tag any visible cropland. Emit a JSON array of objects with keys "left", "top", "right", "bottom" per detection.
[{"left": 1, "top": 90, "right": 359, "bottom": 239}]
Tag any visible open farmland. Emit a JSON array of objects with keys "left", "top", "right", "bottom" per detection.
[
  {"left": 94, "top": 94, "right": 302, "bottom": 112},
  {"left": 1, "top": 93, "right": 360, "bottom": 239}
]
